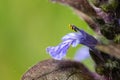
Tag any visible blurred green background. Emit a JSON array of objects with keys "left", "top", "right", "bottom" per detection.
[{"left": 0, "top": 0, "right": 94, "bottom": 80}]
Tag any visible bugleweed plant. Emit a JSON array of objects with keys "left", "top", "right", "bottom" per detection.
[{"left": 22, "top": 0, "right": 120, "bottom": 80}]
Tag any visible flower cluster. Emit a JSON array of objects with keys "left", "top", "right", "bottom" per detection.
[{"left": 46, "top": 25, "right": 98, "bottom": 60}]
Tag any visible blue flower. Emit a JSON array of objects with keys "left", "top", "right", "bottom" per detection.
[
  {"left": 46, "top": 25, "right": 98, "bottom": 60},
  {"left": 47, "top": 33, "right": 81, "bottom": 60},
  {"left": 74, "top": 46, "right": 90, "bottom": 61}
]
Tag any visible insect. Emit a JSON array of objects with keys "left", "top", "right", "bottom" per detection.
[{"left": 68, "top": 24, "right": 80, "bottom": 32}]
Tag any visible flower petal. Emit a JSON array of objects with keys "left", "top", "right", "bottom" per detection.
[
  {"left": 62, "top": 33, "right": 82, "bottom": 47},
  {"left": 74, "top": 46, "right": 90, "bottom": 61},
  {"left": 46, "top": 40, "right": 72, "bottom": 60},
  {"left": 46, "top": 32, "right": 82, "bottom": 60},
  {"left": 79, "top": 30, "right": 97, "bottom": 48}
]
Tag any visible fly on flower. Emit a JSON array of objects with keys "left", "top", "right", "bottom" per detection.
[
  {"left": 46, "top": 25, "right": 98, "bottom": 60},
  {"left": 68, "top": 24, "right": 80, "bottom": 32}
]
